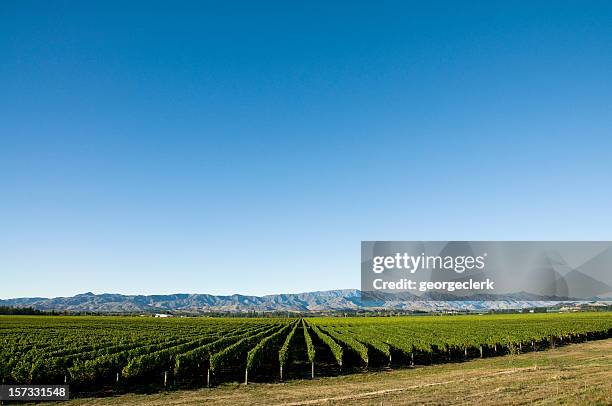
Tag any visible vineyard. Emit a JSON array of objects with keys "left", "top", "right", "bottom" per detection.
[{"left": 1, "top": 313, "right": 611, "bottom": 394}]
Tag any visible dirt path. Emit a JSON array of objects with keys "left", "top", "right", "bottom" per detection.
[
  {"left": 65, "top": 339, "right": 612, "bottom": 406},
  {"left": 279, "top": 367, "right": 541, "bottom": 405}
]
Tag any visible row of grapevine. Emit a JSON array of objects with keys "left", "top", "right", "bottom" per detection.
[
  {"left": 278, "top": 321, "right": 300, "bottom": 380},
  {"left": 303, "top": 319, "right": 316, "bottom": 378},
  {"left": 303, "top": 320, "right": 316, "bottom": 363}
]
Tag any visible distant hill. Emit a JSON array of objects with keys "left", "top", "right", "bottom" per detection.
[{"left": 1, "top": 290, "right": 606, "bottom": 314}]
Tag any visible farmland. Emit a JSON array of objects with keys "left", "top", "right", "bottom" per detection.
[
  {"left": 1, "top": 313, "right": 611, "bottom": 396},
  {"left": 64, "top": 338, "right": 612, "bottom": 406}
]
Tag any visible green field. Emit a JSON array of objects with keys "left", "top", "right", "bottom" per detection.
[
  {"left": 65, "top": 338, "right": 612, "bottom": 406},
  {"left": 1, "top": 312, "right": 611, "bottom": 396}
]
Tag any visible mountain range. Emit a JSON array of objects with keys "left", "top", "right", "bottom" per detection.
[{"left": 1, "top": 290, "right": 606, "bottom": 314}]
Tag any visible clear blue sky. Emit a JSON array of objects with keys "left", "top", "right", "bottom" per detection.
[{"left": 1, "top": 1, "right": 611, "bottom": 298}]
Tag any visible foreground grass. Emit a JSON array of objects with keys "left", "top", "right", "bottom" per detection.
[{"left": 66, "top": 339, "right": 611, "bottom": 406}]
